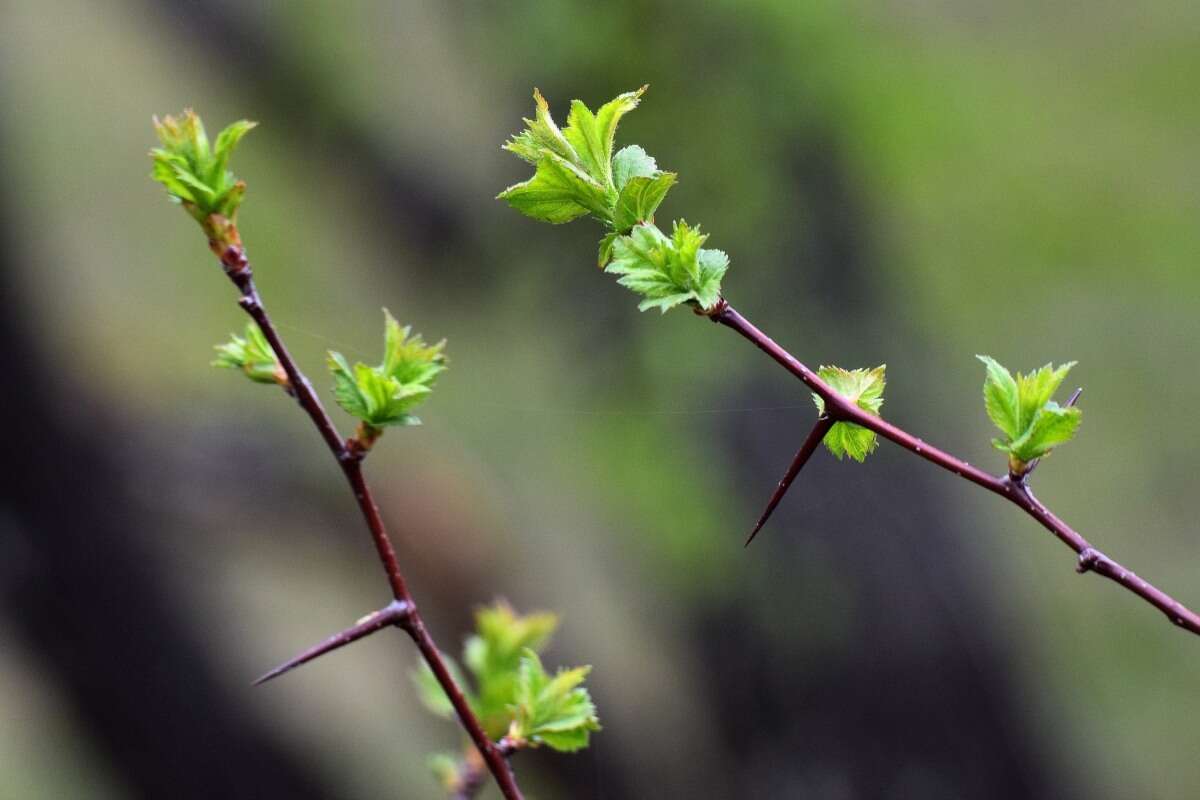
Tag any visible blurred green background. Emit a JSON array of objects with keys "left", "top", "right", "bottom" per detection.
[{"left": 3, "top": 1, "right": 1199, "bottom": 798}]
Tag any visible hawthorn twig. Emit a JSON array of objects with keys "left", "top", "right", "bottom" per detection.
[
  {"left": 214, "top": 245, "right": 525, "bottom": 800},
  {"left": 450, "top": 737, "right": 519, "bottom": 800},
  {"left": 708, "top": 299, "right": 1200, "bottom": 636}
]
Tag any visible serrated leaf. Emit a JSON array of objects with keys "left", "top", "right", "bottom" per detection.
[
  {"left": 977, "top": 355, "right": 1020, "bottom": 440},
  {"left": 1016, "top": 361, "right": 1075, "bottom": 433},
  {"left": 811, "top": 365, "right": 886, "bottom": 461},
  {"left": 150, "top": 109, "right": 255, "bottom": 225},
  {"left": 978, "top": 357, "right": 1080, "bottom": 470},
  {"left": 509, "top": 650, "right": 600, "bottom": 753},
  {"left": 605, "top": 221, "right": 727, "bottom": 313},
  {"left": 612, "top": 172, "right": 677, "bottom": 232},
  {"left": 1007, "top": 402, "right": 1082, "bottom": 463},
  {"left": 597, "top": 231, "right": 618, "bottom": 267},
  {"left": 327, "top": 311, "right": 445, "bottom": 428},
  {"left": 213, "top": 322, "right": 283, "bottom": 385},
  {"left": 611, "top": 145, "right": 658, "bottom": 191},
  {"left": 497, "top": 153, "right": 611, "bottom": 224}
]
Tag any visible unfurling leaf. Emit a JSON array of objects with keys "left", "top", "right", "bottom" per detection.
[
  {"left": 605, "top": 221, "right": 728, "bottom": 313},
  {"left": 327, "top": 309, "right": 446, "bottom": 430},
  {"left": 812, "top": 365, "right": 886, "bottom": 461},
  {"left": 508, "top": 650, "right": 600, "bottom": 753},
  {"left": 498, "top": 87, "right": 730, "bottom": 310},
  {"left": 978, "top": 356, "right": 1081, "bottom": 472},
  {"left": 498, "top": 87, "right": 647, "bottom": 226},
  {"left": 213, "top": 322, "right": 284, "bottom": 385},
  {"left": 150, "top": 109, "right": 256, "bottom": 242}
]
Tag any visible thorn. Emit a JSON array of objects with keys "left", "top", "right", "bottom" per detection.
[
  {"left": 253, "top": 599, "right": 411, "bottom": 686},
  {"left": 1065, "top": 387, "right": 1083, "bottom": 408},
  {"left": 745, "top": 416, "right": 834, "bottom": 547}
]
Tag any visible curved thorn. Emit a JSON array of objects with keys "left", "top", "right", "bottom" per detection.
[
  {"left": 745, "top": 416, "right": 834, "bottom": 547},
  {"left": 253, "top": 599, "right": 411, "bottom": 686}
]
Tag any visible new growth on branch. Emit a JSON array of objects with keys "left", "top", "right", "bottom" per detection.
[
  {"left": 151, "top": 109, "right": 599, "bottom": 800},
  {"left": 497, "top": 86, "right": 1200, "bottom": 637}
]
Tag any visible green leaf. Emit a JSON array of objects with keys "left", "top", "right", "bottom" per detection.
[
  {"left": 561, "top": 87, "right": 646, "bottom": 190},
  {"left": 327, "top": 310, "right": 446, "bottom": 428},
  {"left": 612, "top": 172, "right": 677, "bottom": 233},
  {"left": 605, "top": 221, "right": 728, "bottom": 313},
  {"left": 212, "top": 322, "right": 283, "bottom": 385},
  {"left": 497, "top": 153, "right": 611, "bottom": 225},
  {"left": 509, "top": 650, "right": 600, "bottom": 753},
  {"left": 978, "top": 357, "right": 1080, "bottom": 470},
  {"left": 463, "top": 603, "right": 558, "bottom": 735},
  {"left": 150, "top": 109, "right": 255, "bottom": 226},
  {"left": 977, "top": 355, "right": 1020, "bottom": 440},
  {"left": 1016, "top": 361, "right": 1076, "bottom": 433},
  {"left": 597, "top": 231, "right": 618, "bottom": 267},
  {"left": 611, "top": 145, "right": 658, "bottom": 191},
  {"left": 1007, "top": 402, "right": 1083, "bottom": 463},
  {"left": 811, "top": 365, "right": 886, "bottom": 461}
]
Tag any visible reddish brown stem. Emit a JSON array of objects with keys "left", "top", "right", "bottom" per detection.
[
  {"left": 254, "top": 600, "right": 410, "bottom": 686},
  {"left": 745, "top": 415, "right": 834, "bottom": 546},
  {"left": 220, "top": 250, "right": 523, "bottom": 799},
  {"left": 710, "top": 299, "right": 1200, "bottom": 636}
]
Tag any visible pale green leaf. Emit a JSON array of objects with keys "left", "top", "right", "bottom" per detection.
[
  {"left": 977, "top": 355, "right": 1020, "bottom": 439},
  {"left": 811, "top": 365, "right": 886, "bottom": 462},
  {"left": 611, "top": 144, "right": 657, "bottom": 191},
  {"left": 612, "top": 172, "right": 677, "bottom": 232}
]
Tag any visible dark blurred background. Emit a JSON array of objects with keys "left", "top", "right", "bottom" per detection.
[{"left": 3, "top": 1, "right": 1199, "bottom": 798}]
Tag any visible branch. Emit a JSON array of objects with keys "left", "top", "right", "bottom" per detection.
[
  {"left": 709, "top": 299, "right": 1200, "bottom": 636},
  {"left": 449, "top": 738, "right": 519, "bottom": 800},
  {"left": 215, "top": 246, "right": 525, "bottom": 799}
]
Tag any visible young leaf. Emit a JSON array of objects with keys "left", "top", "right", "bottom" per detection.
[
  {"left": 605, "top": 221, "right": 728, "bottom": 313},
  {"left": 508, "top": 650, "right": 600, "bottom": 753},
  {"left": 611, "top": 145, "right": 658, "bottom": 191},
  {"left": 150, "top": 110, "right": 256, "bottom": 238},
  {"left": 977, "top": 355, "right": 1020, "bottom": 439},
  {"left": 497, "top": 153, "right": 611, "bottom": 225},
  {"left": 977, "top": 357, "right": 1081, "bottom": 472},
  {"left": 811, "top": 365, "right": 887, "bottom": 461},
  {"left": 212, "top": 322, "right": 284, "bottom": 385},
  {"left": 464, "top": 603, "right": 558, "bottom": 735},
  {"left": 612, "top": 172, "right": 677, "bottom": 233},
  {"left": 327, "top": 310, "right": 446, "bottom": 429}
]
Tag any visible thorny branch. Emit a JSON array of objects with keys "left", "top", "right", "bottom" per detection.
[
  {"left": 214, "top": 244, "right": 525, "bottom": 800},
  {"left": 705, "top": 299, "right": 1200, "bottom": 636}
]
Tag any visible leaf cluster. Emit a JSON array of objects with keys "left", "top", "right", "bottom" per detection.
[
  {"left": 212, "top": 322, "right": 284, "bottom": 385},
  {"left": 499, "top": 89, "right": 727, "bottom": 313},
  {"left": 150, "top": 109, "right": 255, "bottom": 228},
  {"left": 978, "top": 356, "right": 1081, "bottom": 471},
  {"left": 606, "top": 220, "right": 729, "bottom": 313},
  {"left": 414, "top": 602, "right": 599, "bottom": 754},
  {"left": 508, "top": 650, "right": 600, "bottom": 752},
  {"left": 812, "top": 365, "right": 887, "bottom": 461},
  {"left": 327, "top": 310, "right": 446, "bottom": 430}
]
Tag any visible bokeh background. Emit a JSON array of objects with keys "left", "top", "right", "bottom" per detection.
[{"left": 3, "top": 1, "right": 1199, "bottom": 798}]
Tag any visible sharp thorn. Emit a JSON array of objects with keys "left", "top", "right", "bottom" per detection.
[
  {"left": 744, "top": 417, "right": 833, "bottom": 547},
  {"left": 253, "top": 599, "right": 410, "bottom": 686}
]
